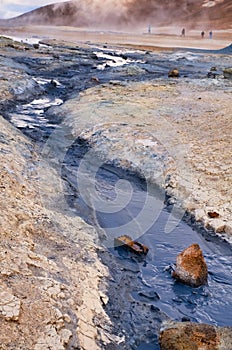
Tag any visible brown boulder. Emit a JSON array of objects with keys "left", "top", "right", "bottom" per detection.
[
  {"left": 159, "top": 321, "right": 232, "bottom": 350},
  {"left": 172, "top": 243, "right": 208, "bottom": 287},
  {"left": 168, "top": 68, "right": 179, "bottom": 77}
]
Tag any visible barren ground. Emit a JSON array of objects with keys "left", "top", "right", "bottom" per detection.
[
  {"left": 1, "top": 25, "right": 231, "bottom": 50},
  {"left": 0, "top": 26, "right": 231, "bottom": 349}
]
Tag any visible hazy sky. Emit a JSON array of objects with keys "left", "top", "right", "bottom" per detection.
[{"left": 0, "top": 0, "right": 66, "bottom": 19}]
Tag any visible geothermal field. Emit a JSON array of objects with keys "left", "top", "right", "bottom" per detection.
[{"left": 0, "top": 2, "right": 232, "bottom": 348}]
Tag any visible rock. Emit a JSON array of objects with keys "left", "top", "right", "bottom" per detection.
[
  {"left": 207, "top": 71, "right": 217, "bottom": 78},
  {"left": 91, "top": 76, "right": 99, "bottom": 83},
  {"left": 115, "top": 64, "right": 146, "bottom": 75},
  {"left": 172, "top": 244, "right": 208, "bottom": 287},
  {"left": 0, "top": 288, "right": 21, "bottom": 321},
  {"left": 206, "top": 218, "right": 225, "bottom": 233},
  {"left": 34, "top": 325, "right": 72, "bottom": 350},
  {"left": 194, "top": 208, "right": 205, "bottom": 222},
  {"left": 50, "top": 79, "right": 57, "bottom": 87},
  {"left": 168, "top": 68, "right": 179, "bottom": 77},
  {"left": 159, "top": 320, "right": 232, "bottom": 350},
  {"left": 223, "top": 67, "right": 232, "bottom": 79},
  {"left": 224, "top": 222, "right": 232, "bottom": 235},
  {"left": 12, "top": 78, "right": 42, "bottom": 101},
  {"left": 208, "top": 211, "right": 220, "bottom": 218}
]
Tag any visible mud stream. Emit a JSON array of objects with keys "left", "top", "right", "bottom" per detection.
[{"left": 4, "top": 43, "right": 232, "bottom": 349}]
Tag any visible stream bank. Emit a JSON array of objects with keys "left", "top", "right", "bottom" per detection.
[{"left": 59, "top": 77, "right": 232, "bottom": 241}]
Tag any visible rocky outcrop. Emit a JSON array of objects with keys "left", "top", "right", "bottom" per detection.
[
  {"left": 159, "top": 320, "right": 232, "bottom": 350},
  {"left": 172, "top": 244, "right": 208, "bottom": 287}
]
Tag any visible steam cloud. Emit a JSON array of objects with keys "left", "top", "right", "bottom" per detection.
[
  {"left": 50, "top": 0, "right": 203, "bottom": 28},
  {"left": 49, "top": 0, "right": 225, "bottom": 30},
  {"left": 2, "top": 0, "right": 231, "bottom": 30}
]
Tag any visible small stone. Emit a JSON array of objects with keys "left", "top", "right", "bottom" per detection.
[
  {"left": 181, "top": 316, "right": 191, "bottom": 322},
  {"left": 207, "top": 71, "right": 217, "bottom": 78},
  {"left": 59, "top": 328, "right": 72, "bottom": 345},
  {"left": 208, "top": 211, "right": 220, "bottom": 218},
  {"left": 91, "top": 76, "right": 99, "bottom": 83},
  {"left": 168, "top": 68, "right": 179, "bottom": 78},
  {"left": 207, "top": 219, "right": 225, "bottom": 233},
  {"left": 223, "top": 67, "right": 232, "bottom": 79},
  {"left": 172, "top": 243, "right": 208, "bottom": 287},
  {"left": 99, "top": 291, "right": 109, "bottom": 306},
  {"left": 63, "top": 314, "right": 71, "bottom": 323},
  {"left": 224, "top": 223, "right": 232, "bottom": 235},
  {"left": 194, "top": 208, "right": 205, "bottom": 221},
  {"left": 58, "top": 292, "right": 66, "bottom": 299}
]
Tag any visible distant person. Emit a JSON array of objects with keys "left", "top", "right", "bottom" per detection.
[
  {"left": 181, "top": 28, "right": 185, "bottom": 37},
  {"left": 148, "top": 24, "right": 151, "bottom": 34},
  {"left": 209, "top": 30, "right": 213, "bottom": 39},
  {"left": 201, "top": 31, "right": 205, "bottom": 38}
]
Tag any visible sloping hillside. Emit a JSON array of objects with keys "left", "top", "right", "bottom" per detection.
[{"left": 0, "top": 0, "right": 231, "bottom": 29}]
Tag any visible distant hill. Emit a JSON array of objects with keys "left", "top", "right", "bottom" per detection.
[{"left": 0, "top": 0, "right": 231, "bottom": 30}]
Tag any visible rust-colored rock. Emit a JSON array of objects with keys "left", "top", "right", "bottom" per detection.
[
  {"left": 114, "top": 235, "right": 149, "bottom": 255},
  {"left": 159, "top": 321, "right": 232, "bottom": 350},
  {"left": 208, "top": 211, "right": 220, "bottom": 218},
  {"left": 172, "top": 244, "right": 208, "bottom": 287}
]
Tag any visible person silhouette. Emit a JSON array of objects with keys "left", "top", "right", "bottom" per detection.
[
  {"left": 181, "top": 28, "right": 185, "bottom": 37},
  {"left": 209, "top": 31, "right": 213, "bottom": 39},
  {"left": 201, "top": 31, "right": 205, "bottom": 38}
]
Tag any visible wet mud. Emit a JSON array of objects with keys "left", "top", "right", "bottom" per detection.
[{"left": 61, "top": 138, "right": 232, "bottom": 349}]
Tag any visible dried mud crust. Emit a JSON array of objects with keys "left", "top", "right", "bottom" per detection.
[
  {"left": 0, "top": 116, "right": 117, "bottom": 349},
  {"left": 61, "top": 77, "right": 232, "bottom": 239}
]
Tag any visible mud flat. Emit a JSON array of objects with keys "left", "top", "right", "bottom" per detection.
[{"left": 0, "top": 32, "right": 232, "bottom": 349}]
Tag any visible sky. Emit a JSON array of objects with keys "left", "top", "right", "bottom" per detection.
[{"left": 0, "top": 0, "right": 66, "bottom": 19}]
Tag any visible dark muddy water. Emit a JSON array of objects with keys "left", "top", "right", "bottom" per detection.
[
  {"left": 4, "top": 43, "right": 232, "bottom": 349},
  {"left": 61, "top": 139, "right": 232, "bottom": 349}
]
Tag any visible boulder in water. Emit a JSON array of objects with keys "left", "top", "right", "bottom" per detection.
[{"left": 172, "top": 243, "right": 208, "bottom": 287}]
